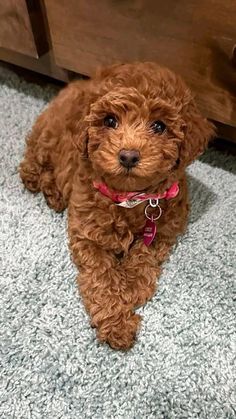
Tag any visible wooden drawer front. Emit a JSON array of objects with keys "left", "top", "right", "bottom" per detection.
[
  {"left": 0, "top": 0, "right": 48, "bottom": 58},
  {"left": 45, "top": 0, "right": 236, "bottom": 127}
]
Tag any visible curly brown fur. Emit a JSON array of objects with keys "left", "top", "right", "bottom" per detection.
[{"left": 19, "top": 62, "right": 215, "bottom": 350}]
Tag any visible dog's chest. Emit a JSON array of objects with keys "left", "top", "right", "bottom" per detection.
[
  {"left": 113, "top": 197, "right": 172, "bottom": 238},
  {"left": 113, "top": 202, "right": 157, "bottom": 234},
  {"left": 95, "top": 194, "right": 169, "bottom": 236}
]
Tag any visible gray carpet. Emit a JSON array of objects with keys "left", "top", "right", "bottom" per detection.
[{"left": 0, "top": 65, "right": 235, "bottom": 419}]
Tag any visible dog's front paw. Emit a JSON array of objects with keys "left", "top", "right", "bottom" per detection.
[{"left": 97, "top": 312, "right": 141, "bottom": 350}]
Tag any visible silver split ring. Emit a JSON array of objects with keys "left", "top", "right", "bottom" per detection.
[{"left": 145, "top": 204, "right": 162, "bottom": 221}]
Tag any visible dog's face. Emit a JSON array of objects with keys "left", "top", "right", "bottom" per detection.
[{"left": 81, "top": 64, "right": 214, "bottom": 192}]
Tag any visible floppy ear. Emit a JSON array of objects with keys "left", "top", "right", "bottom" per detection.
[
  {"left": 179, "top": 99, "right": 215, "bottom": 167},
  {"left": 70, "top": 87, "right": 98, "bottom": 158},
  {"left": 73, "top": 117, "right": 89, "bottom": 158}
]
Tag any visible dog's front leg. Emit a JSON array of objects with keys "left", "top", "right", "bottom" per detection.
[
  {"left": 70, "top": 237, "right": 141, "bottom": 350},
  {"left": 120, "top": 238, "right": 174, "bottom": 308}
]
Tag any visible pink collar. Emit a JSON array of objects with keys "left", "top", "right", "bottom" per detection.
[{"left": 93, "top": 181, "right": 179, "bottom": 208}]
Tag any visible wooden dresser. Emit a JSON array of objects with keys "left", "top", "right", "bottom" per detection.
[{"left": 0, "top": 0, "right": 236, "bottom": 140}]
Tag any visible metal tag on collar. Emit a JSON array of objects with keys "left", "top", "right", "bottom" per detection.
[
  {"left": 117, "top": 198, "right": 144, "bottom": 208},
  {"left": 116, "top": 193, "right": 146, "bottom": 208}
]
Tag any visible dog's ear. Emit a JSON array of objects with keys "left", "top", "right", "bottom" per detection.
[
  {"left": 70, "top": 87, "right": 98, "bottom": 158},
  {"left": 179, "top": 98, "right": 215, "bottom": 167},
  {"left": 73, "top": 118, "right": 89, "bottom": 158}
]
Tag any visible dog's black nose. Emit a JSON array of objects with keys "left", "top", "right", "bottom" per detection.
[{"left": 119, "top": 149, "right": 140, "bottom": 169}]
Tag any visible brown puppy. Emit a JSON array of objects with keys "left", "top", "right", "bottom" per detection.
[{"left": 19, "top": 62, "right": 215, "bottom": 349}]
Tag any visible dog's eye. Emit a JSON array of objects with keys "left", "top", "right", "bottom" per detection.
[
  {"left": 104, "top": 115, "right": 118, "bottom": 129},
  {"left": 150, "top": 120, "right": 166, "bottom": 134}
]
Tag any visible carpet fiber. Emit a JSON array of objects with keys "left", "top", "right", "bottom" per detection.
[{"left": 0, "top": 66, "right": 235, "bottom": 419}]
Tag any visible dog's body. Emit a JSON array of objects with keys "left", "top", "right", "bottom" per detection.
[{"left": 20, "top": 62, "right": 214, "bottom": 349}]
